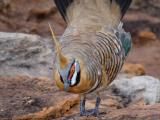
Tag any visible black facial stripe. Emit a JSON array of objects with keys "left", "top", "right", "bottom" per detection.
[{"left": 60, "top": 75, "right": 64, "bottom": 83}]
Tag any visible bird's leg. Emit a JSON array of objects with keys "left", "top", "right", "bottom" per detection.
[
  {"left": 94, "top": 95, "right": 101, "bottom": 116},
  {"left": 80, "top": 93, "right": 101, "bottom": 116},
  {"left": 80, "top": 95, "right": 86, "bottom": 116},
  {"left": 90, "top": 92, "right": 101, "bottom": 116}
]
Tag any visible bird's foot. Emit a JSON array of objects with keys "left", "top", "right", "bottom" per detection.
[
  {"left": 80, "top": 108, "right": 99, "bottom": 116},
  {"left": 80, "top": 96, "right": 101, "bottom": 116}
]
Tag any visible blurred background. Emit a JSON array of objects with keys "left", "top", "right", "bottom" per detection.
[
  {"left": 0, "top": 0, "right": 159, "bottom": 78},
  {"left": 0, "top": 0, "right": 160, "bottom": 119}
]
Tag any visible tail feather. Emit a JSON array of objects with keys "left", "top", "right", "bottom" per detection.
[
  {"left": 66, "top": 0, "right": 121, "bottom": 31},
  {"left": 54, "top": 0, "right": 132, "bottom": 21},
  {"left": 54, "top": 0, "right": 73, "bottom": 21},
  {"left": 115, "top": 0, "right": 132, "bottom": 18}
]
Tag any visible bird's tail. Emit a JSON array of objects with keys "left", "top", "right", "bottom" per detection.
[
  {"left": 54, "top": 0, "right": 132, "bottom": 31},
  {"left": 66, "top": 0, "right": 121, "bottom": 31}
]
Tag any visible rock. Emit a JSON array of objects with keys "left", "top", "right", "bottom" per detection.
[
  {"left": 0, "top": 0, "right": 65, "bottom": 36},
  {"left": 110, "top": 75, "right": 160, "bottom": 105},
  {"left": 122, "top": 63, "right": 146, "bottom": 76},
  {"left": 148, "top": 0, "right": 160, "bottom": 8},
  {"left": 104, "top": 104, "right": 160, "bottom": 120},
  {"left": 138, "top": 31, "right": 157, "bottom": 44},
  {"left": 28, "top": 4, "right": 57, "bottom": 21},
  {"left": 0, "top": 0, "right": 10, "bottom": 11},
  {"left": 14, "top": 96, "right": 79, "bottom": 120},
  {"left": 0, "top": 76, "right": 79, "bottom": 120},
  {"left": 0, "top": 1, "right": 5, "bottom": 11},
  {"left": 130, "top": 0, "right": 143, "bottom": 9},
  {"left": 0, "top": 32, "right": 54, "bottom": 78}
]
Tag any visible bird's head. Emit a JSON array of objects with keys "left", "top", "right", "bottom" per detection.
[{"left": 57, "top": 58, "right": 81, "bottom": 91}]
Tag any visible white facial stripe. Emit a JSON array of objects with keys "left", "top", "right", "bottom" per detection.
[{"left": 71, "top": 71, "right": 77, "bottom": 86}]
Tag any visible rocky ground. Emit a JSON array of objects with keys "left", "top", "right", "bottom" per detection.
[{"left": 0, "top": 0, "right": 160, "bottom": 120}]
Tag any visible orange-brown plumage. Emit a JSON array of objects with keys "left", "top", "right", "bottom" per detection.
[{"left": 54, "top": 59, "right": 95, "bottom": 94}]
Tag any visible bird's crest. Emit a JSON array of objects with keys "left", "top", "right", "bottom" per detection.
[{"left": 48, "top": 23, "right": 68, "bottom": 68}]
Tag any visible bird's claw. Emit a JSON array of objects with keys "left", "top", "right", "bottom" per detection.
[
  {"left": 80, "top": 96, "right": 101, "bottom": 116},
  {"left": 80, "top": 108, "right": 99, "bottom": 116}
]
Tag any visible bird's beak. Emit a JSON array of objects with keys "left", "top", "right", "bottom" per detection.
[{"left": 64, "top": 81, "right": 70, "bottom": 92}]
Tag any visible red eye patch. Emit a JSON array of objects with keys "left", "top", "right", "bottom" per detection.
[{"left": 68, "top": 64, "right": 75, "bottom": 80}]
